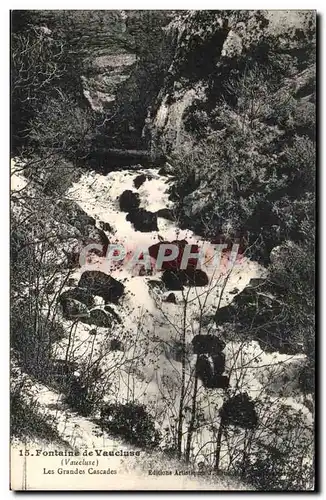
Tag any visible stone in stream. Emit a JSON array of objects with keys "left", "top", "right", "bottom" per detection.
[
  {"left": 104, "top": 304, "right": 122, "bottom": 323},
  {"left": 161, "top": 269, "right": 187, "bottom": 291},
  {"left": 185, "top": 268, "right": 209, "bottom": 287},
  {"left": 126, "top": 208, "right": 158, "bottom": 232},
  {"left": 59, "top": 287, "right": 95, "bottom": 308},
  {"left": 192, "top": 334, "right": 226, "bottom": 355},
  {"left": 148, "top": 240, "right": 196, "bottom": 271},
  {"left": 196, "top": 354, "right": 213, "bottom": 387},
  {"left": 60, "top": 298, "right": 90, "bottom": 320},
  {"left": 156, "top": 208, "right": 175, "bottom": 221},
  {"left": 82, "top": 225, "right": 109, "bottom": 256},
  {"left": 110, "top": 338, "right": 124, "bottom": 352},
  {"left": 98, "top": 220, "right": 115, "bottom": 233},
  {"left": 164, "top": 292, "right": 177, "bottom": 304},
  {"left": 147, "top": 280, "right": 165, "bottom": 293},
  {"left": 56, "top": 199, "right": 96, "bottom": 232},
  {"left": 78, "top": 270, "right": 125, "bottom": 304},
  {"left": 133, "top": 174, "right": 147, "bottom": 189},
  {"left": 212, "top": 352, "right": 226, "bottom": 376},
  {"left": 195, "top": 353, "right": 228, "bottom": 389},
  {"left": 119, "top": 190, "right": 140, "bottom": 212},
  {"left": 81, "top": 308, "right": 111, "bottom": 328}
]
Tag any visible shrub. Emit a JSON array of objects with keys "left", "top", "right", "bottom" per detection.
[
  {"left": 100, "top": 402, "right": 161, "bottom": 448},
  {"left": 29, "top": 95, "right": 95, "bottom": 160}
]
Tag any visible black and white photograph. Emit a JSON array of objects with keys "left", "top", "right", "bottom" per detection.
[{"left": 10, "top": 9, "right": 316, "bottom": 491}]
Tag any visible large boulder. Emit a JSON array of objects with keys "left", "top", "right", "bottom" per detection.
[
  {"left": 78, "top": 271, "right": 125, "bottom": 304},
  {"left": 212, "top": 352, "right": 226, "bottom": 376},
  {"left": 82, "top": 225, "right": 109, "bottom": 256},
  {"left": 98, "top": 220, "right": 115, "bottom": 233},
  {"left": 59, "top": 287, "right": 95, "bottom": 308},
  {"left": 148, "top": 240, "right": 199, "bottom": 271},
  {"left": 164, "top": 292, "right": 177, "bottom": 304},
  {"left": 161, "top": 269, "right": 187, "bottom": 290},
  {"left": 196, "top": 354, "right": 228, "bottom": 389},
  {"left": 60, "top": 298, "right": 90, "bottom": 320},
  {"left": 82, "top": 308, "right": 112, "bottom": 328},
  {"left": 110, "top": 338, "right": 124, "bottom": 352},
  {"left": 126, "top": 208, "right": 158, "bottom": 232},
  {"left": 119, "top": 190, "right": 140, "bottom": 212},
  {"left": 147, "top": 280, "right": 165, "bottom": 294},
  {"left": 195, "top": 354, "right": 213, "bottom": 387},
  {"left": 215, "top": 278, "right": 299, "bottom": 354},
  {"left": 186, "top": 268, "right": 209, "bottom": 287},
  {"left": 156, "top": 208, "right": 175, "bottom": 221},
  {"left": 56, "top": 199, "right": 96, "bottom": 232},
  {"left": 104, "top": 305, "right": 122, "bottom": 324},
  {"left": 192, "top": 334, "right": 226, "bottom": 355},
  {"left": 133, "top": 174, "right": 147, "bottom": 189}
]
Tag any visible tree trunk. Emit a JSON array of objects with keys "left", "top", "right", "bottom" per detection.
[
  {"left": 177, "top": 302, "right": 188, "bottom": 459},
  {"left": 214, "top": 417, "right": 225, "bottom": 472},
  {"left": 185, "top": 372, "right": 199, "bottom": 463}
]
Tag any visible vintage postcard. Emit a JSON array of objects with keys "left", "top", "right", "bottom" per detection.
[{"left": 10, "top": 9, "right": 316, "bottom": 491}]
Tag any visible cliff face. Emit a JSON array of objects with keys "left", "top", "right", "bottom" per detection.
[
  {"left": 82, "top": 53, "right": 137, "bottom": 113},
  {"left": 146, "top": 10, "right": 316, "bottom": 156}
]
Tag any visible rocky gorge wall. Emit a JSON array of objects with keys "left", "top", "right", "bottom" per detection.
[{"left": 145, "top": 10, "right": 316, "bottom": 156}]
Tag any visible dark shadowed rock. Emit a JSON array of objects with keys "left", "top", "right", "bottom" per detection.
[
  {"left": 192, "top": 334, "right": 226, "bottom": 355},
  {"left": 156, "top": 208, "right": 175, "bottom": 221},
  {"left": 98, "top": 220, "right": 115, "bottom": 233},
  {"left": 195, "top": 353, "right": 229, "bottom": 389},
  {"left": 164, "top": 292, "right": 177, "bottom": 303},
  {"left": 148, "top": 241, "right": 171, "bottom": 260},
  {"left": 157, "top": 163, "right": 174, "bottom": 176},
  {"left": 147, "top": 280, "right": 165, "bottom": 293},
  {"left": 133, "top": 174, "right": 147, "bottom": 189},
  {"left": 104, "top": 305, "right": 122, "bottom": 323},
  {"left": 82, "top": 308, "right": 111, "bottom": 328},
  {"left": 78, "top": 271, "right": 125, "bottom": 304},
  {"left": 126, "top": 208, "right": 158, "bottom": 232},
  {"left": 186, "top": 268, "right": 209, "bottom": 287},
  {"left": 148, "top": 239, "right": 197, "bottom": 272},
  {"left": 162, "top": 269, "right": 187, "bottom": 290},
  {"left": 57, "top": 199, "right": 96, "bottom": 232},
  {"left": 119, "top": 190, "right": 140, "bottom": 212},
  {"left": 212, "top": 352, "right": 226, "bottom": 375},
  {"left": 196, "top": 354, "right": 213, "bottom": 387},
  {"left": 110, "top": 338, "right": 124, "bottom": 351},
  {"left": 60, "top": 298, "right": 90, "bottom": 320},
  {"left": 215, "top": 279, "right": 298, "bottom": 354},
  {"left": 59, "top": 287, "right": 95, "bottom": 308},
  {"left": 82, "top": 225, "right": 109, "bottom": 256}
]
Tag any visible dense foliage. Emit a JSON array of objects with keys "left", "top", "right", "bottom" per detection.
[
  {"left": 100, "top": 402, "right": 161, "bottom": 448},
  {"left": 11, "top": 10, "right": 316, "bottom": 491}
]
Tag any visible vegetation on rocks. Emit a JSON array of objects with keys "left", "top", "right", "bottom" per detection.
[{"left": 11, "top": 10, "right": 315, "bottom": 491}]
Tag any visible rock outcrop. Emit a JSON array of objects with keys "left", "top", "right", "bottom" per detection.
[
  {"left": 78, "top": 271, "right": 125, "bottom": 304},
  {"left": 126, "top": 208, "right": 158, "bottom": 232},
  {"left": 145, "top": 10, "right": 316, "bottom": 155},
  {"left": 82, "top": 53, "right": 136, "bottom": 113}
]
